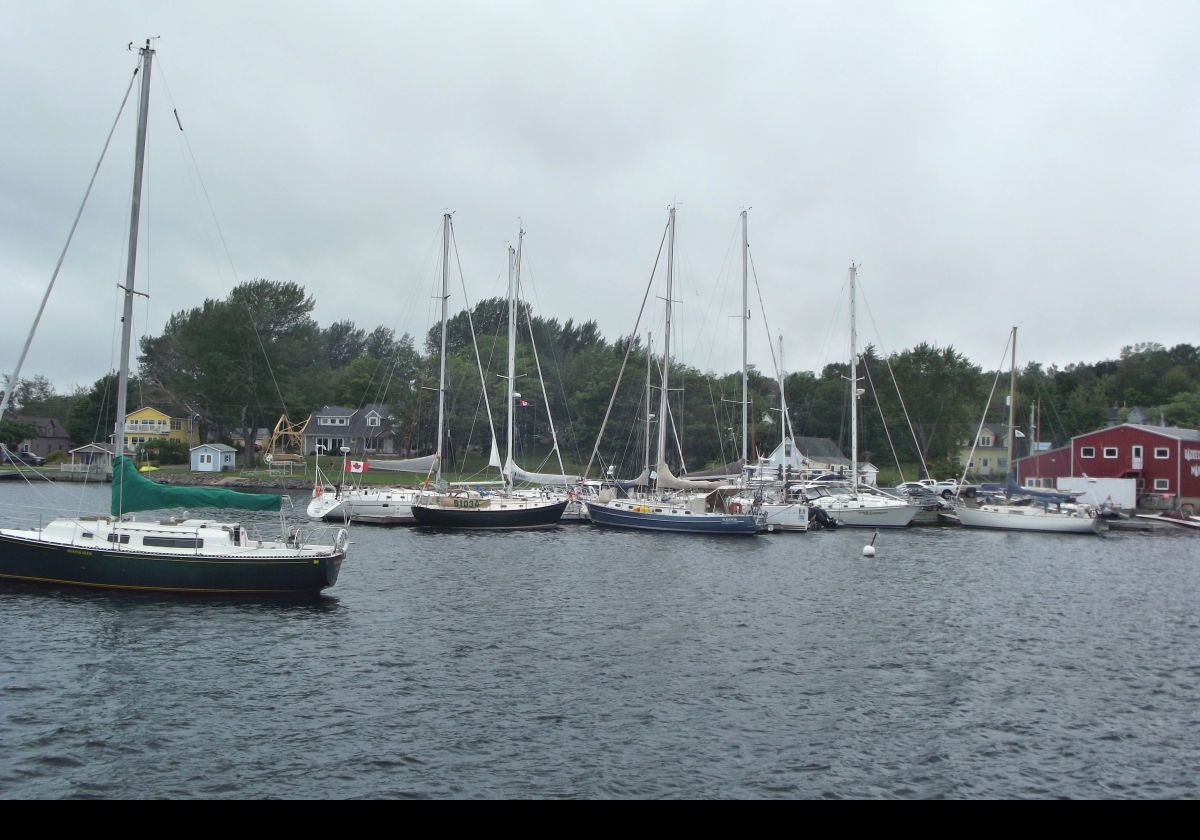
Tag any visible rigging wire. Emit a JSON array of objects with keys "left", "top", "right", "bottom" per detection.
[
  {"left": 959, "top": 331, "right": 1015, "bottom": 487},
  {"left": 858, "top": 272, "right": 934, "bottom": 479},
  {"left": 0, "top": 63, "right": 139, "bottom": 426},
  {"left": 154, "top": 58, "right": 292, "bottom": 426},
  {"left": 583, "top": 215, "right": 670, "bottom": 480}
]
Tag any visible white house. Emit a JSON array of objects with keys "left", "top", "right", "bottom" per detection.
[{"left": 191, "top": 443, "right": 236, "bottom": 472}]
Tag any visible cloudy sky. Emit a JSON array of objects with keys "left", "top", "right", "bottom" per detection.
[{"left": 2, "top": 1, "right": 1196, "bottom": 394}]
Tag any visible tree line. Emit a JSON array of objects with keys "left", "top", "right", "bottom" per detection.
[{"left": 5, "top": 279, "right": 1199, "bottom": 476}]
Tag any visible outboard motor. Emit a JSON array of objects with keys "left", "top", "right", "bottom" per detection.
[{"left": 808, "top": 506, "right": 838, "bottom": 529}]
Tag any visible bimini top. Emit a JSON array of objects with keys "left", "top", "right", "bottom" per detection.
[{"left": 110, "top": 456, "right": 282, "bottom": 516}]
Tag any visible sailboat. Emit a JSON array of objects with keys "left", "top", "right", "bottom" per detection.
[
  {"left": 585, "top": 207, "right": 759, "bottom": 535},
  {"left": 725, "top": 211, "right": 809, "bottom": 532},
  {"left": 409, "top": 229, "right": 567, "bottom": 529},
  {"left": 955, "top": 327, "right": 1101, "bottom": 535},
  {"left": 0, "top": 42, "right": 348, "bottom": 594},
  {"left": 306, "top": 213, "right": 455, "bottom": 525},
  {"left": 801, "top": 264, "right": 916, "bottom": 528}
]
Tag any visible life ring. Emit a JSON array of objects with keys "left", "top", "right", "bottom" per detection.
[{"left": 729, "top": 501, "right": 743, "bottom": 514}]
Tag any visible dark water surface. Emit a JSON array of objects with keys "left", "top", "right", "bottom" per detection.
[{"left": 1, "top": 482, "right": 1196, "bottom": 798}]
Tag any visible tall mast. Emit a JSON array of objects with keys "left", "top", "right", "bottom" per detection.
[
  {"left": 505, "top": 239, "right": 517, "bottom": 488},
  {"left": 655, "top": 208, "right": 675, "bottom": 488},
  {"left": 1007, "top": 325, "right": 1017, "bottom": 480},
  {"left": 849, "top": 262, "right": 859, "bottom": 493},
  {"left": 435, "top": 213, "right": 450, "bottom": 484},
  {"left": 113, "top": 41, "right": 154, "bottom": 454},
  {"left": 644, "top": 331, "right": 652, "bottom": 479},
  {"left": 779, "top": 333, "right": 786, "bottom": 456},
  {"left": 741, "top": 209, "right": 749, "bottom": 465}
]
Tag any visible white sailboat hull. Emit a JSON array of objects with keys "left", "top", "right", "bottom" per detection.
[
  {"left": 956, "top": 504, "right": 1102, "bottom": 534},
  {"left": 810, "top": 496, "right": 917, "bottom": 528},
  {"left": 306, "top": 488, "right": 422, "bottom": 525}
]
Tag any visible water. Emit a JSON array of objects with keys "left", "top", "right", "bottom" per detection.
[{"left": 0, "top": 482, "right": 1196, "bottom": 798}]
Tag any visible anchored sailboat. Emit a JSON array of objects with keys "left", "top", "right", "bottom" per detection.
[
  {"left": 0, "top": 42, "right": 347, "bottom": 594},
  {"left": 955, "top": 327, "right": 1101, "bottom": 534},
  {"left": 306, "top": 213, "right": 456, "bottom": 525},
  {"left": 585, "top": 207, "right": 759, "bottom": 535},
  {"left": 410, "top": 227, "right": 567, "bottom": 529}
]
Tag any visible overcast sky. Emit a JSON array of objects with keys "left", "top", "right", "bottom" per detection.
[{"left": 2, "top": 1, "right": 1196, "bottom": 395}]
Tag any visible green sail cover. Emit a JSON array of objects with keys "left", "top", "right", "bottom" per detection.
[{"left": 110, "top": 456, "right": 282, "bottom": 515}]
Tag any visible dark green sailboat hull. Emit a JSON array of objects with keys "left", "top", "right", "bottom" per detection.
[{"left": 0, "top": 533, "right": 342, "bottom": 595}]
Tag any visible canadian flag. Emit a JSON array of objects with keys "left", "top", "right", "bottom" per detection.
[{"left": 345, "top": 459, "right": 369, "bottom": 474}]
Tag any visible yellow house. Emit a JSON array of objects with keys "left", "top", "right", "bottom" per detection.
[
  {"left": 958, "top": 422, "right": 1014, "bottom": 478},
  {"left": 123, "top": 407, "right": 200, "bottom": 449}
]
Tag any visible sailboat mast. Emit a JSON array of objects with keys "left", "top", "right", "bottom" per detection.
[
  {"left": 849, "top": 262, "right": 859, "bottom": 493},
  {"left": 435, "top": 213, "right": 450, "bottom": 484},
  {"left": 645, "top": 331, "right": 652, "bottom": 479},
  {"left": 655, "top": 208, "right": 675, "bottom": 488},
  {"left": 505, "top": 240, "right": 517, "bottom": 488},
  {"left": 741, "top": 209, "right": 749, "bottom": 466},
  {"left": 1007, "top": 325, "right": 1017, "bottom": 478},
  {"left": 113, "top": 41, "right": 154, "bottom": 452},
  {"left": 779, "top": 333, "right": 786, "bottom": 455}
]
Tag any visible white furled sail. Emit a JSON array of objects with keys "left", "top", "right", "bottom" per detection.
[
  {"left": 504, "top": 455, "right": 581, "bottom": 486},
  {"left": 367, "top": 454, "right": 439, "bottom": 473},
  {"left": 656, "top": 460, "right": 725, "bottom": 491},
  {"left": 488, "top": 434, "right": 502, "bottom": 469}
]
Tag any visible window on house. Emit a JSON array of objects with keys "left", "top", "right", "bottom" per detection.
[
  {"left": 171, "top": 419, "right": 182, "bottom": 431},
  {"left": 1103, "top": 447, "right": 1118, "bottom": 459},
  {"left": 1153, "top": 478, "right": 1170, "bottom": 491},
  {"left": 367, "top": 415, "right": 381, "bottom": 427},
  {"left": 1154, "top": 447, "right": 1170, "bottom": 459},
  {"left": 1081, "top": 447, "right": 1095, "bottom": 458},
  {"left": 980, "top": 435, "right": 993, "bottom": 447},
  {"left": 982, "top": 458, "right": 990, "bottom": 468},
  {"left": 1132, "top": 445, "right": 1143, "bottom": 459},
  {"left": 998, "top": 457, "right": 1008, "bottom": 469}
]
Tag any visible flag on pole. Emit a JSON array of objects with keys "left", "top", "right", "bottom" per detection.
[{"left": 345, "top": 459, "right": 369, "bottom": 474}]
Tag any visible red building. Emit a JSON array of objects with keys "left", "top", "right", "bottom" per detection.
[{"left": 1017, "top": 424, "right": 1200, "bottom": 512}]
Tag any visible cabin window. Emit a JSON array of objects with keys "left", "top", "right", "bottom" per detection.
[
  {"left": 106, "top": 533, "right": 131, "bottom": 544},
  {"left": 1153, "top": 478, "right": 1170, "bottom": 491},
  {"left": 1103, "top": 447, "right": 1118, "bottom": 459},
  {"left": 1081, "top": 447, "right": 1095, "bottom": 458},
  {"left": 1154, "top": 447, "right": 1170, "bottom": 459},
  {"left": 143, "top": 537, "right": 204, "bottom": 549}
]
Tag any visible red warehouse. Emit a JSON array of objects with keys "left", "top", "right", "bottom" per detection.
[{"left": 1017, "top": 424, "right": 1200, "bottom": 513}]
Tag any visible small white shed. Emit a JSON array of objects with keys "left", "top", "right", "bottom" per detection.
[{"left": 190, "top": 443, "right": 236, "bottom": 473}]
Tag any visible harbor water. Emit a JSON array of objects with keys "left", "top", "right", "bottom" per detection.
[{"left": 0, "top": 482, "right": 1196, "bottom": 798}]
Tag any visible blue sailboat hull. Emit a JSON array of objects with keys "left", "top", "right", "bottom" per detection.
[{"left": 585, "top": 501, "right": 758, "bottom": 535}]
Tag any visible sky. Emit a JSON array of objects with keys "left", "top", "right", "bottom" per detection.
[{"left": 2, "top": 1, "right": 1197, "bottom": 395}]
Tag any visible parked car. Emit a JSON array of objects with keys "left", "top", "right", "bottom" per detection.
[
  {"left": 1, "top": 450, "right": 46, "bottom": 467},
  {"left": 917, "top": 478, "right": 979, "bottom": 499}
]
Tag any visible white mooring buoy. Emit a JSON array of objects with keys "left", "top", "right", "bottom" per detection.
[{"left": 862, "top": 529, "right": 879, "bottom": 558}]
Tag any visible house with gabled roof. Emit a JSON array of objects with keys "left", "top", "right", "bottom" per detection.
[
  {"left": 10, "top": 416, "right": 70, "bottom": 460},
  {"left": 301, "top": 404, "right": 395, "bottom": 456}
]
